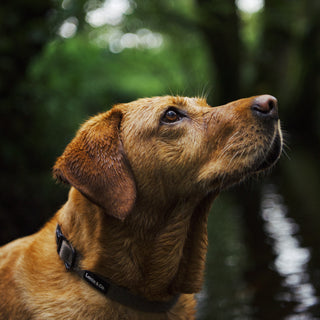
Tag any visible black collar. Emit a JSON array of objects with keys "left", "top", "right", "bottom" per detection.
[{"left": 55, "top": 224, "right": 180, "bottom": 313}]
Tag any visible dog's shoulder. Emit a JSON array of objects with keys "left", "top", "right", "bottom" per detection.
[
  {"left": 0, "top": 235, "right": 34, "bottom": 267},
  {"left": 0, "top": 236, "right": 35, "bottom": 319}
]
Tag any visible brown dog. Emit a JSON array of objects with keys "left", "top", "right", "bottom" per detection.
[{"left": 0, "top": 95, "right": 282, "bottom": 319}]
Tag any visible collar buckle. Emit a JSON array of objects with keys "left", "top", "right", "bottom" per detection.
[{"left": 56, "top": 224, "right": 76, "bottom": 271}]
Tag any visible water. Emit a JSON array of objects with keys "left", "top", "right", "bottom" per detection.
[
  {"left": 196, "top": 182, "right": 320, "bottom": 319},
  {"left": 261, "top": 185, "right": 319, "bottom": 318}
]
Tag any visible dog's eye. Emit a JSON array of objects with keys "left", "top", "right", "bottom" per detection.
[{"left": 161, "top": 108, "right": 183, "bottom": 124}]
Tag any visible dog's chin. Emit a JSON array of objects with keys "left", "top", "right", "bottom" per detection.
[
  {"left": 210, "top": 131, "right": 283, "bottom": 193},
  {"left": 253, "top": 131, "right": 283, "bottom": 173}
]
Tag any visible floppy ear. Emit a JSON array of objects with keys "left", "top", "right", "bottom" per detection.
[{"left": 53, "top": 108, "right": 136, "bottom": 221}]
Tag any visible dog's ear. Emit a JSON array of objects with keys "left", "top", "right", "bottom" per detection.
[{"left": 53, "top": 108, "right": 136, "bottom": 221}]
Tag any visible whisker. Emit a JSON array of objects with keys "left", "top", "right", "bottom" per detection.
[
  {"left": 225, "top": 149, "right": 242, "bottom": 171},
  {"left": 219, "top": 132, "right": 242, "bottom": 154},
  {"left": 199, "top": 83, "right": 212, "bottom": 101},
  {"left": 218, "top": 137, "right": 242, "bottom": 162},
  {"left": 282, "top": 141, "right": 291, "bottom": 151},
  {"left": 218, "top": 144, "right": 237, "bottom": 163},
  {"left": 282, "top": 148, "right": 291, "bottom": 160}
]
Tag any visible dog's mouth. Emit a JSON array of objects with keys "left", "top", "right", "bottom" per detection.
[{"left": 254, "top": 130, "right": 283, "bottom": 172}]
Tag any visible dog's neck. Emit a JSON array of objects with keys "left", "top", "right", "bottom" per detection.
[{"left": 57, "top": 187, "right": 216, "bottom": 300}]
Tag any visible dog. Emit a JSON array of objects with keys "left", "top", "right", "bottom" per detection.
[{"left": 0, "top": 95, "right": 282, "bottom": 319}]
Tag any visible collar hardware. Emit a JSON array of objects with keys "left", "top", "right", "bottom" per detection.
[
  {"left": 55, "top": 224, "right": 180, "bottom": 313},
  {"left": 56, "top": 224, "right": 76, "bottom": 271}
]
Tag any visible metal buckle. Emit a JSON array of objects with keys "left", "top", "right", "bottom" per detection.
[{"left": 56, "top": 224, "right": 76, "bottom": 271}]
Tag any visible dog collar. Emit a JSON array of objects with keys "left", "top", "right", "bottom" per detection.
[{"left": 55, "top": 224, "right": 179, "bottom": 313}]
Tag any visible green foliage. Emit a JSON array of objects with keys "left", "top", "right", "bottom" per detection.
[{"left": 27, "top": 32, "right": 211, "bottom": 136}]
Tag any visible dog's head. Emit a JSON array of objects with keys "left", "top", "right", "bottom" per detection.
[{"left": 53, "top": 95, "right": 282, "bottom": 220}]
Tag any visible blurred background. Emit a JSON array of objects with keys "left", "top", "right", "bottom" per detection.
[{"left": 0, "top": 0, "right": 319, "bottom": 318}]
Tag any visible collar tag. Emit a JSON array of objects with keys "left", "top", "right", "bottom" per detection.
[{"left": 83, "top": 270, "right": 110, "bottom": 294}]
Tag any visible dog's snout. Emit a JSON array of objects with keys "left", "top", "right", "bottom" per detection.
[{"left": 251, "top": 94, "right": 278, "bottom": 120}]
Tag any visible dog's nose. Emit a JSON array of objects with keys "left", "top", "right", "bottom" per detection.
[{"left": 251, "top": 95, "right": 278, "bottom": 120}]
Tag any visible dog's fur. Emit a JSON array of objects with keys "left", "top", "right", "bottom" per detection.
[{"left": 0, "top": 95, "right": 282, "bottom": 319}]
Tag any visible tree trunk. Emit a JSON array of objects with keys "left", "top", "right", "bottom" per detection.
[{"left": 196, "top": 0, "right": 241, "bottom": 105}]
